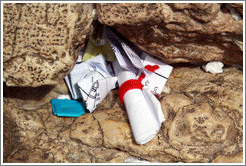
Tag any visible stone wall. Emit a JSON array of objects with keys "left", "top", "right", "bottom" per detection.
[
  {"left": 97, "top": 3, "right": 243, "bottom": 65},
  {"left": 3, "top": 3, "right": 244, "bottom": 163},
  {"left": 3, "top": 66, "right": 243, "bottom": 163}
]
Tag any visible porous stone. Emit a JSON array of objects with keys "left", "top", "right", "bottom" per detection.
[
  {"left": 97, "top": 3, "right": 243, "bottom": 65},
  {"left": 211, "top": 151, "right": 243, "bottom": 163},
  {"left": 3, "top": 66, "right": 243, "bottom": 163},
  {"left": 3, "top": 3, "right": 94, "bottom": 87}
]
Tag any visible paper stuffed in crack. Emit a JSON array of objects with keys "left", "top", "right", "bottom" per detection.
[
  {"left": 65, "top": 54, "right": 117, "bottom": 112},
  {"left": 113, "top": 60, "right": 165, "bottom": 144},
  {"left": 77, "top": 54, "right": 117, "bottom": 112}
]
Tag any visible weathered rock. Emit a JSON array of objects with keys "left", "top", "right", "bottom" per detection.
[
  {"left": 229, "top": 3, "right": 243, "bottom": 15},
  {"left": 3, "top": 97, "right": 130, "bottom": 163},
  {"left": 211, "top": 151, "right": 243, "bottom": 163},
  {"left": 97, "top": 3, "right": 243, "bottom": 65},
  {"left": 70, "top": 114, "right": 103, "bottom": 147},
  {"left": 3, "top": 3, "right": 94, "bottom": 87},
  {"left": 3, "top": 65, "right": 243, "bottom": 163}
]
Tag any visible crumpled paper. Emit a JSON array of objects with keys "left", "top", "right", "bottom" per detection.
[{"left": 65, "top": 54, "right": 117, "bottom": 112}]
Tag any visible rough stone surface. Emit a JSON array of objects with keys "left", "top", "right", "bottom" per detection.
[
  {"left": 3, "top": 66, "right": 243, "bottom": 163},
  {"left": 211, "top": 151, "right": 243, "bottom": 163},
  {"left": 230, "top": 3, "right": 243, "bottom": 15},
  {"left": 97, "top": 3, "right": 243, "bottom": 65},
  {"left": 3, "top": 3, "right": 94, "bottom": 87}
]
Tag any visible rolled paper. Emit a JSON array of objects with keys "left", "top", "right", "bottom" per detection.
[
  {"left": 142, "top": 86, "right": 165, "bottom": 125},
  {"left": 115, "top": 61, "right": 165, "bottom": 144}
]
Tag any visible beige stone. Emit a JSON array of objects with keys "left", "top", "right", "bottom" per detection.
[
  {"left": 3, "top": 66, "right": 243, "bottom": 163},
  {"left": 70, "top": 114, "right": 103, "bottom": 147},
  {"left": 97, "top": 3, "right": 243, "bottom": 65},
  {"left": 211, "top": 151, "right": 243, "bottom": 163},
  {"left": 3, "top": 3, "right": 94, "bottom": 87}
]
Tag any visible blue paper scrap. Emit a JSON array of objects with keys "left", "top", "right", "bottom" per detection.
[{"left": 51, "top": 99, "right": 86, "bottom": 117}]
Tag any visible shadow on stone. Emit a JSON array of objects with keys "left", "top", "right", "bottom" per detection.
[{"left": 3, "top": 83, "right": 55, "bottom": 101}]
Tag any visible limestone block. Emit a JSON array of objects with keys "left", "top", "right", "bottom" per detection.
[
  {"left": 3, "top": 3, "right": 94, "bottom": 87},
  {"left": 97, "top": 3, "right": 243, "bottom": 65}
]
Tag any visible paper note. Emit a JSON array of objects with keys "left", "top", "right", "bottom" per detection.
[
  {"left": 64, "top": 54, "right": 114, "bottom": 100},
  {"left": 202, "top": 61, "right": 224, "bottom": 74},
  {"left": 82, "top": 37, "right": 116, "bottom": 62},
  {"left": 82, "top": 24, "right": 115, "bottom": 61},
  {"left": 138, "top": 52, "right": 173, "bottom": 95},
  {"left": 79, "top": 76, "right": 117, "bottom": 112},
  {"left": 64, "top": 62, "right": 90, "bottom": 99},
  {"left": 107, "top": 29, "right": 138, "bottom": 74},
  {"left": 75, "top": 54, "right": 117, "bottom": 112},
  {"left": 121, "top": 42, "right": 145, "bottom": 72}
]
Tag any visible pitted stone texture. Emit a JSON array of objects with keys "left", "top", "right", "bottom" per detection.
[
  {"left": 4, "top": 97, "right": 130, "bottom": 163},
  {"left": 3, "top": 3, "right": 94, "bottom": 87},
  {"left": 211, "top": 151, "right": 243, "bottom": 163},
  {"left": 3, "top": 66, "right": 243, "bottom": 163},
  {"left": 70, "top": 114, "right": 104, "bottom": 147},
  {"left": 97, "top": 3, "right": 243, "bottom": 65}
]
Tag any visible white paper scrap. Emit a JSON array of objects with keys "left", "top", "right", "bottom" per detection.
[
  {"left": 142, "top": 86, "right": 165, "bottom": 124},
  {"left": 138, "top": 52, "right": 173, "bottom": 95},
  {"left": 107, "top": 29, "right": 138, "bottom": 74},
  {"left": 121, "top": 42, "right": 145, "bottom": 72},
  {"left": 64, "top": 62, "right": 90, "bottom": 99},
  {"left": 75, "top": 54, "right": 117, "bottom": 112},
  {"left": 64, "top": 54, "right": 114, "bottom": 100},
  {"left": 57, "top": 94, "right": 71, "bottom": 100},
  {"left": 77, "top": 51, "right": 84, "bottom": 62},
  {"left": 77, "top": 71, "right": 105, "bottom": 103},
  {"left": 202, "top": 61, "right": 224, "bottom": 74},
  {"left": 83, "top": 77, "right": 118, "bottom": 112}
]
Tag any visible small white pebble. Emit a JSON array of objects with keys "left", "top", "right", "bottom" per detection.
[
  {"left": 202, "top": 61, "right": 224, "bottom": 74},
  {"left": 57, "top": 94, "right": 71, "bottom": 100}
]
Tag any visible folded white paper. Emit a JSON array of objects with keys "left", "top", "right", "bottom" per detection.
[
  {"left": 78, "top": 71, "right": 117, "bottom": 112},
  {"left": 138, "top": 52, "right": 173, "bottom": 95},
  {"left": 107, "top": 28, "right": 138, "bottom": 74},
  {"left": 121, "top": 42, "right": 145, "bottom": 73},
  {"left": 65, "top": 54, "right": 117, "bottom": 112},
  {"left": 75, "top": 54, "right": 117, "bottom": 112},
  {"left": 64, "top": 62, "right": 90, "bottom": 99},
  {"left": 57, "top": 94, "right": 71, "bottom": 100},
  {"left": 114, "top": 60, "right": 165, "bottom": 144},
  {"left": 142, "top": 86, "right": 165, "bottom": 124}
]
